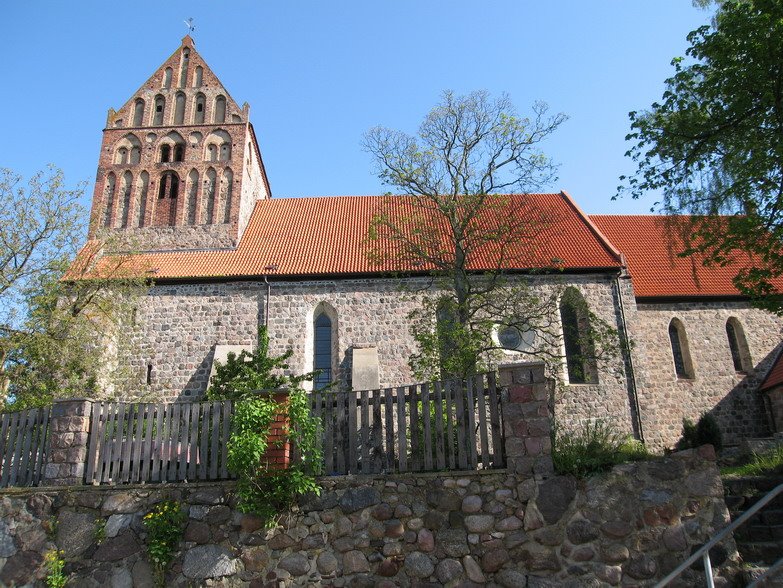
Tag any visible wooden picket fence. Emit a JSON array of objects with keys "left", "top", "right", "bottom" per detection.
[
  {"left": 86, "top": 400, "right": 234, "bottom": 484},
  {"left": 311, "top": 372, "right": 505, "bottom": 475},
  {"left": 0, "top": 407, "right": 50, "bottom": 488}
]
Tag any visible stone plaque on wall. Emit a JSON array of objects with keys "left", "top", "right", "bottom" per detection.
[{"left": 352, "top": 346, "right": 380, "bottom": 392}]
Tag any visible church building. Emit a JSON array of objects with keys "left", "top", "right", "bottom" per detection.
[{"left": 85, "top": 36, "right": 783, "bottom": 450}]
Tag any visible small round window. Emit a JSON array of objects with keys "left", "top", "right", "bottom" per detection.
[{"left": 496, "top": 323, "right": 536, "bottom": 352}]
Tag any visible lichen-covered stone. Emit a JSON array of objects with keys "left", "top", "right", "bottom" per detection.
[{"left": 182, "top": 545, "right": 240, "bottom": 579}]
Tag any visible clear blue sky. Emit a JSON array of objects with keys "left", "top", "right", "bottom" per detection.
[{"left": 0, "top": 1, "right": 710, "bottom": 215}]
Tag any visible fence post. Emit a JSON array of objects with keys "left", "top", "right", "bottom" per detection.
[
  {"left": 43, "top": 398, "right": 93, "bottom": 486},
  {"left": 498, "top": 362, "right": 554, "bottom": 479}
]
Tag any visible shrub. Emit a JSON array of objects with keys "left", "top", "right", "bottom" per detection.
[
  {"left": 552, "top": 420, "right": 651, "bottom": 478},
  {"left": 43, "top": 550, "right": 67, "bottom": 588},
  {"left": 676, "top": 413, "right": 723, "bottom": 452},
  {"left": 142, "top": 500, "right": 186, "bottom": 586}
]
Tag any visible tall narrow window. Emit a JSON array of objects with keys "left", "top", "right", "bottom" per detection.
[
  {"left": 220, "top": 143, "right": 231, "bottom": 161},
  {"left": 207, "top": 144, "right": 217, "bottom": 162},
  {"left": 187, "top": 169, "right": 199, "bottom": 225},
  {"left": 119, "top": 171, "right": 132, "bottom": 228},
  {"left": 179, "top": 49, "right": 190, "bottom": 87},
  {"left": 204, "top": 168, "right": 217, "bottom": 223},
  {"left": 221, "top": 168, "right": 233, "bottom": 223},
  {"left": 194, "top": 93, "right": 206, "bottom": 124},
  {"left": 133, "top": 98, "right": 145, "bottom": 126},
  {"left": 194, "top": 66, "right": 203, "bottom": 88},
  {"left": 155, "top": 172, "right": 179, "bottom": 226},
  {"left": 116, "top": 147, "right": 128, "bottom": 165},
  {"left": 163, "top": 67, "right": 172, "bottom": 89},
  {"left": 669, "top": 319, "right": 695, "bottom": 379},
  {"left": 314, "top": 313, "right": 332, "bottom": 390},
  {"left": 214, "top": 96, "right": 227, "bottom": 124},
  {"left": 726, "top": 318, "right": 752, "bottom": 373},
  {"left": 130, "top": 145, "right": 141, "bottom": 164},
  {"left": 153, "top": 95, "right": 165, "bottom": 126},
  {"left": 174, "top": 92, "right": 185, "bottom": 124},
  {"left": 136, "top": 171, "right": 149, "bottom": 227},
  {"left": 559, "top": 288, "right": 597, "bottom": 384},
  {"left": 103, "top": 173, "right": 116, "bottom": 227},
  {"left": 160, "top": 144, "right": 171, "bottom": 163},
  {"left": 173, "top": 144, "right": 185, "bottom": 162}
]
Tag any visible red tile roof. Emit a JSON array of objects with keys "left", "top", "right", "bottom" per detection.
[
  {"left": 93, "top": 193, "right": 623, "bottom": 280},
  {"left": 591, "top": 215, "right": 782, "bottom": 298},
  {"left": 761, "top": 348, "right": 783, "bottom": 392}
]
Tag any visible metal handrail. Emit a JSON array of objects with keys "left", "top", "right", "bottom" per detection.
[
  {"left": 655, "top": 482, "right": 783, "bottom": 587},
  {"left": 748, "top": 555, "right": 783, "bottom": 587}
]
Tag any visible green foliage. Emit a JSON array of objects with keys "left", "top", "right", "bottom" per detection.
[
  {"left": 0, "top": 167, "right": 149, "bottom": 410},
  {"left": 93, "top": 518, "right": 106, "bottom": 545},
  {"left": 552, "top": 420, "right": 651, "bottom": 478},
  {"left": 208, "top": 327, "right": 322, "bottom": 527},
  {"left": 676, "top": 413, "right": 723, "bottom": 451},
  {"left": 721, "top": 444, "right": 783, "bottom": 476},
  {"left": 207, "top": 326, "right": 310, "bottom": 400},
  {"left": 142, "top": 500, "right": 186, "bottom": 586},
  {"left": 620, "top": 0, "right": 783, "bottom": 313},
  {"left": 43, "top": 550, "right": 67, "bottom": 588}
]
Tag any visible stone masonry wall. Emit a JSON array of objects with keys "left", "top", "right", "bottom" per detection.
[
  {"left": 125, "top": 274, "right": 637, "bottom": 437},
  {"left": 0, "top": 447, "right": 733, "bottom": 587},
  {"left": 630, "top": 300, "right": 783, "bottom": 449}
]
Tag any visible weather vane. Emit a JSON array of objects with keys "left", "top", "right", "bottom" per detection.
[{"left": 184, "top": 18, "right": 196, "bottom": 34}]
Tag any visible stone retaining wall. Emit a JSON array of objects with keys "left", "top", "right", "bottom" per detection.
[{"left": 0, "top": 446, "right": 734, "bottom": 587}]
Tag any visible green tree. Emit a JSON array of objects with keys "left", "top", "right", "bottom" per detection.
[
  {"left": 0, "top": 167, "right": 149, "bottom": 409},
  {"left": 364, "top": 91, "right": 622, "bottom": 381},
  {"left": 621, "top": 0, "right": 783, "bottom": 313}
]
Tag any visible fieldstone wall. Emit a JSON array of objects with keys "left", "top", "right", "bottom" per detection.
[
  {"left": 629, "top": 300, "right": 783, "bottom": 449},
  {"left": 0, "top": 447, "right": 734, "bottom": 587},
  {"left": 124, "top": 274, "right": 638, "bottom": 439}
]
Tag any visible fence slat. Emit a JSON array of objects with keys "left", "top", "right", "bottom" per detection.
[
  {"left": 109, "top": 403, "right": 126, "bottom": 484},
  {"left": 130, "top": 404, "right": 145, "bottom": 484},
  {"left": 188, "top": 402, "right": 200, "bottom": 480},
  {"left": 166, "top": 403, "right": 181, "bottom": 481},
  {"left": 86, "top": 403, "right": 101, "bottom": 483},
  {"left": 152, "top": 403, "right": 166, "bottom": 482},
  {"left": 199, "top": 402, "right": 210, "bottom": 480},
  {"left": 8, "top": 410, "right": 26, "bottom": 486},
  {"left": 336, "top": 390, "right": 346, "bottom": 475},
  {"left": 100, "top": 404, "right": 115, "bottom": 484},
  {"left": 33, "top": 407, "right": 50, "bottom": 485},
  {"left": 434, "top": 381, "right": 445, "bottom": 470},
  {"left": 324, "top": 392, "right": 334, "bottom": 475},
  {"left": 348, "top": 390, "right": 357, "bottom": 474},
  {"left": 410, "top": 385, "right": 419, "bottom": 471},
  {"left": 454, "top": 380, "right": 468, "bottom": 470},
  {"left": 444, "top": 381, "right": 455, "bottom": 470},
  {"left": 466, "top": 377, "right": 478, "bottom": 469},
  {"left": 120, "top": 404, "right": 135, "bottom": 483},
  {"left": 475, "top": 374, "right": 491, "bottom": 468},
  {"left": 0, "top": 413, "right": 10, "bottom": 486},
  {"left": 210, "top": 401, "right": 220, "bottom": 480},
  {"left": 158, "top": 403, "right": 172, "bottom": 483},
  {"left": 422, "top": 382, "right": 432, "bottom": 471},
  {"left": 487, "top": 371, "right": 503, "bottom": 467},
  {"left": 178, "top": 403, "right": 191, "bottom": 481},
  {"left": 220, "top": 401, "right": 231, "bottom": 479},
  {"left": 360, "top": 389, "right": 369, "bottom": 473},
  {"left": 384, "top": 387, "right": 394, "bottom": 472},
  {"left": 396, "top": 386, "right": 407, "bottom": 472},
  {"left": 17, "top": 410, "right": 36, "bottom": 486},
  {"left": 140, "top": 404, "right": 155, "bottom": 483},
  {"left": 371, "top": 389, "right": 382, "bottom": 473}
]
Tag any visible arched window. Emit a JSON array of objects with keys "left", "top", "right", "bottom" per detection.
[
  {"left": 155, "top": 172, "right": 179, "bottom": 227},
  {"left": 207, "top": 144, "right": 217, "bottom": 162},
  {"left": 136, "top": 171, "right": 149, "bottom": 227},
  {"left": 314, "top": 313, "right": 333, "bottom": 390},
  {"left": 194, "top": 93, "right": 206, "bottom": 124},
  {"left": 119, "top": 171, "right": 132, "bottom": 228},
  {"left": 187, "top": 169, "right": 199, "bottom": 225},
  {"left": 102, "top": 173, "right": 116, "bottom": 227},
  {"left": 204, "top": 167, "right": 217, "bottom": 223},
  {"left": 560, "top": 288, "right": 597, "bottom": 384},
  {"left": 163, "top": 67, "right": 172, "bottom": 89},
  {"left": 133, "top": 98, "right": 145, "bottom": 127},
  {"left": 116, "top": 147, "right": 128, "bottom": 165},
  {"left": 726, "top": 317, "right": 752, "bottom": 373},
  {"left": 179, "top": 49, "right": 190, "bottom": 87},
  {"left": 194, "top": 66, "right": 203, "bottom": 88},
  {"left": 221, "top": 168, "right": 233, "bottom": 223},
  {"left": 220, "top": 143, "right": 231, "bottom": 161},
  {"left": 157, "top": 171, "right": 179, "bottom": 199},
  {"left": 130, "top": 145, "right": 141, "bottom": 164},
  {"left": 669, "top": 318, "right": 695, "bottom": 379},
  {"left": 153, "top": 95, "right": 165, "bottom": 126},
  {"left": 173, "top": 144, "right": 185, "bottom": 162},
  {"left": 214, "top": 95, "right": 227, "bottom": 124},
  {"left": 174, "top": 92, "right": 186, "bottom": 124},
  {"left": 160, "top": 144, "right": 171, "bottom": 163}
]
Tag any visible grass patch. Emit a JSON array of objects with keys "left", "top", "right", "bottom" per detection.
[
  {"left": 552, "top": 420, "right": 652, "bottom": 478},
  {"left": 720, "top": 445, "right": 783, "bottom": 477}
]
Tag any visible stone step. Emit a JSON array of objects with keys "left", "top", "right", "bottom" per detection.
[
  {"left": 737, "top": 541, "right": 783, "bottom": 565},
  {"left": 738, "top": 564, "right": 783, "bottom": 587},
  {"left": 723, "top": 476, "right": 783, "bottom": 496},
  {"left": 729, "top": 509, "right": 783, "bottom": 528},
  {"left": 733, "top": 524, "right": 783, "bottom": 542},
  {"left": 726, "top": 492, "right": 783, "bottom": 511}
]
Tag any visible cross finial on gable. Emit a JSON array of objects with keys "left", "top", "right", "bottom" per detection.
[{"left": 184, "top": 17, "right": 195, "bottom": 34}]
